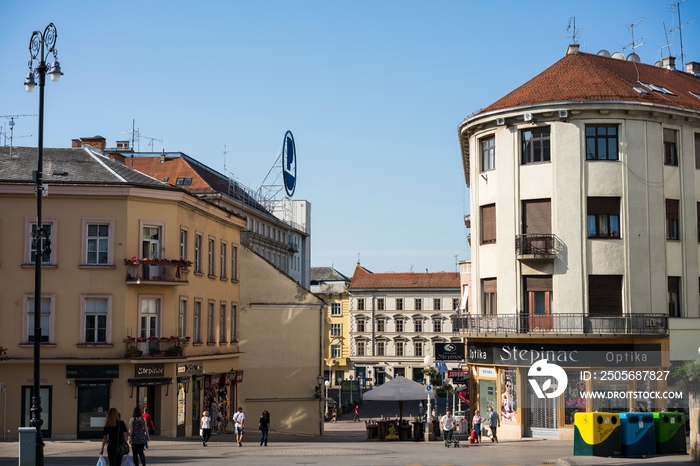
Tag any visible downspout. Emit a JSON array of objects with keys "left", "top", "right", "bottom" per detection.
[{"left": 319, "top": 301, "right": 326, "bottom": 435}]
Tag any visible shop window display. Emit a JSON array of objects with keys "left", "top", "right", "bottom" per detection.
[
  {"left": 203, "top": 378, "right": 231, "bottom": 433},
  {"left": 565, "top": 370, "right": 586, "bottom": 425},
  {"left": 501, "top": 369, "right": 517, "bottom": 422}
]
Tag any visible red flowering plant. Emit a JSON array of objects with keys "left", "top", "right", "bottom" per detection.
[{"left": 124, "top": 257, "right": 192, "bottom": 267}]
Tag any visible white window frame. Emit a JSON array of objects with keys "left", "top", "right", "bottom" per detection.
[
  {"left": 331, "top": 345, "right": 341, "bottom": 358},
  {"left": 331, "top": 303, "right": 341, "bottom": 316},
  {"left": 194, "top": 233, "right": 203, "bottom": 273},
  {"left": 219, "top": 302, "right": 227, "bottom": 343},
  {"left": 138, "top": 295, "right": 162, "bottom": 338},
  {"left": 414, "top": 341, "right": 424, "bottom": 357},
  {"left": 208, "top": 237, "right": 215, "bottom": 276},
  {"left": 180, "top": 228, "right": 188, "bottom": 261},
  {"left": 377, "top": 340, "right": 385, "bottom": 356},
  {"left": 194, "top": 299, "right": 202, "bottom": 343},
  {"left": 25, "top": 218, "right": 57, "bottom": 265},
  {"left": 231, "top": 246, "right": 238, "bottom": 281},
  {"left": 220, "top": 242, "right": 227, "bottom": 278},
  {"left": 139, "top": 220, "right": 165, "bottom": 260},
  {"left": 178, "top": 298, "right": 187, "bottom": 337},
  {"left": 357, "top": 340, "right": 365, "bottom": 356},
  {"left": 330, "top": 323, "right": 341, "bottom": 337},
  {"left": 23, "top": 293, "right": 55, "bottom": 344},
  {"left": 80, "top": 293, "right": 112, "bottom": 344},
  {"left": 230, "top": 303, "right": 238, "bottom": 342},
  {"left": 81, "top": 218, "right": 114, "bottom": 266}
]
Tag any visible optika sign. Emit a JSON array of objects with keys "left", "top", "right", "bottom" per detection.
[{"left": 499, "top": 346, "right": 578, "bottom": 366}]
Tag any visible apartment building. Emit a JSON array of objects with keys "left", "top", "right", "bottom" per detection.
[{"left": 457, "top": 45, "right": 700, "bottom": 439}]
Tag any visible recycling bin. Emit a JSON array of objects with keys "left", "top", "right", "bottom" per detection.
[
  {"left": 653, "top": 411, "right": 686, "bottom": 454},
  {"left": 573, "top": 412, "right": 622, "bottom": 457},
  {"left": 619, "top": 412, "right": 655, "bottom": 457}
]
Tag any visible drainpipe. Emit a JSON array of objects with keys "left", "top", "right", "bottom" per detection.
[{"left": 319, "top": 302, "right": 326, "bottom": 435}]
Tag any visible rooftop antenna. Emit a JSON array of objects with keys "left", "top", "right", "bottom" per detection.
[
  {"left": 120, "top": 119, "right": 138, "bottom": 151},
  {"left": 455, "top": 255, "right": 458, "bottom": 272},
  {"left": 622, "top": 18, "right": 652, "bottom": 54},
  {"left": 119, "top": 119, "right": 162, "bottom": 151},
  {"left": 1, "top": 115, "right": 36, "bottom": 159},
  {"left": 357, "top": 252, "right": 361, "bottom": 265},
  {"left": 661, "top": 22, "right": 674, "bottom": 58},
  {"left": 566, "top": 17, "right": 579, "bottom": 44},
  {"left": 142, "top": 135, "right": 163, "bottom": 151},
  {"left": 670, "top": 0, "right": 696, "bottom": 67}
]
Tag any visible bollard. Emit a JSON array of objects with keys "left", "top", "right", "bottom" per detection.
[{"left": 18, "top": 427, "right": 36, "bottom": 466}]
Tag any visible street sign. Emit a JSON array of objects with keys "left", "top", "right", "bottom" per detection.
[{"left": 425, "top": 384, "right": 433, "bottom": 392}]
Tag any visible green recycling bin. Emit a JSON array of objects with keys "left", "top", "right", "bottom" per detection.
[
  {"left": 574, "top": 412, "right": 622, "bottom": 457},
  {"left": 653, "top": 411, "right": 686, "bottom": 454}
]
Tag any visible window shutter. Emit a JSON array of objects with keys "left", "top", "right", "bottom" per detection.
[
  {"left": 481, "top": 204, "right": 496, "bottom": 243},
  {"left": 587, "top": 197, "right": 619, "bottom": 215},
  {"left": 482, "top": 278, "right": 497, "bottom": 293},
  {"left": 666, "top": 199, "right": 679, "bottom": 219},
  {"left": 524, "top": 276, "right": 552, "bottom": 292},
  {"left": 668, "top": 276, "right": 680, "bottom": 293},
  {"left": 588, "top": 275, "right": 622, "bottom": 315},
  {"left": 523, "top": 200, "right": 551, "bottom": 234}
]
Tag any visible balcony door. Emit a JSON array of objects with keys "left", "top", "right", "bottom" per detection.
[
  {"left": 524, "top": 276, "right": 552, "bottom": 331},
  {"left": 142, "top": 225, "right": 161, "bottom": 279},
  {"left": 522, "top": 199, "right": 551, "bottom": 253}
]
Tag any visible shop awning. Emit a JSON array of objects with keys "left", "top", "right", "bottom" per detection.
[{"left": 128, "top": 378, "right": 173, "bottom": 387}]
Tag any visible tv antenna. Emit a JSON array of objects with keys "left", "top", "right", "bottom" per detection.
[
  {"left": 567, "top": 17, "right": 579, "bottom": 44},
  {"left": 661, "top": 22, "right": 674, "bottom": 58},
  {"left": 622, "top": 18, "right": 651, "bottom": 53},
  {"left": 119, "top": 119, "right": 162, "bottom": 151},
  {"left": 670, "top": 0, "right": 696, "bottom": 68},
  {"left": 1, "top": 114, "right": 36, "bottom": 159}
]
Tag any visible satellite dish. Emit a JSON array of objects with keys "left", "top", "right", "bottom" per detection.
[
  {"left": 654, "top": 61, "right": 663, "bottom": 67},
  {"left": 611, "top": 52, "right": 625, "bottom": 60},
  {"left": 282, "top": 130, "right": 297, "bottom": 197},
  {"left": 626, "top": 53, "right": 640, "bottom": 62},
  {"left": 597, "top": 49, "right": 611, "bottom": 57}
]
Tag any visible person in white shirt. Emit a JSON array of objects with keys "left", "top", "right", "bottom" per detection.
[
  {"left": 440, "top": 411, "right": 456, "bottom": 442},
  {"left": 233, "top": 407, "right": 246, "bottom": 447},
  {"left": 200, "top": 411, "right": 211, "bottom": 447}
]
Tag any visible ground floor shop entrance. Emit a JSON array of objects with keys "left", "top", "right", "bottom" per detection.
[
  {"left": 76, "top": 382, "right": 110, "bottom": 439},
  {"left": 21, "top": 386, "right": 52, "bottom": 439}
]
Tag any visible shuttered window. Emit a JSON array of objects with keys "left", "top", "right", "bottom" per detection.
[
  {"left": 588, "top": 275, "right": 622, "bottom": 315},
  {"left": 694, "top": 133, "right": 700, "bottom": 169},
  {"left": 523, "top": 199, "right": 551, "bottom": 234},
  {"left": 524, "top": 276, "right": 552, "bottom": 316},
  {"left": 481, "top": 204, "right": 496, "bottom": 244},
  {"left": 668, "top": 277, "right": 681, "bottom": 317},
  {"left": 482, "top": 278, "right": 497, "bottom": 315},
  {"left": 587, "top": 197, "right": 620, "bottom": 238},
  {"left": 664, "top": 129, "right": 678, "bottom": 166},
  {"left": 666, "top": 199, "right": 680, "bottom": 240}
]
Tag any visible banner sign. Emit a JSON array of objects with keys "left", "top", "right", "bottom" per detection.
[{"left": 435, "top": 342, "right": 465, "bottom": 361}]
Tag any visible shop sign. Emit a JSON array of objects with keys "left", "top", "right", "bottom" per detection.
[
  {"left": 135, "top": 363, "right": 165, "bottom": 377},
  {"left": 478, "top": 367, "right": 496, "bottom": 377},
  {"left": 177, "top": 363, "right": 203, "bottom": 375},
  {"left": 66, "top": 365, "right": 119, "bottom": 379},
  {"left": 448, "top": 370, "right": 469, "bottom": 384},
  {"left": 435, "top": 342, "right": 465, "bottom": 361},
  {"left": 467, "top": 342, "right": 662, "bottom": 367}
]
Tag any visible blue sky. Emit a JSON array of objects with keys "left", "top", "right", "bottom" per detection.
[{"left": 2, "top": 0, "right": 699, "bottom": 277}]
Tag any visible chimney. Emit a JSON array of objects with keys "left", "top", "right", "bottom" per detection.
[
  {"left": 77, "top": 136, "right": 107, "bottom": 152},
  {"left": 566, "top": 43, "right": 580, "bottom": 55},
  {"left": 108, "top": 152, "right": 126, "bottom": 164},
  {"left": 71, "top": 138, "right": 82, "bottom": 148},
  {"left": 160, "top": 149, "right": 165, "bottom": 163},
  {"left": 662, "top": 56, "right": 676, "bottom": 70},
  {"left": 686, "top": 61, "right": 700, "bottom": 76}
]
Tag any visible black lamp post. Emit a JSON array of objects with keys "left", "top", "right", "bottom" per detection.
[
  {"left": 228, "top": 369, "right": 237, "bottom": 421},
  {"left": 24, "top": 23, "right": 62, "bottom": 466}
]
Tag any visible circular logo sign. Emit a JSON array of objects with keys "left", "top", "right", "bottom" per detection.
[
  {"left": 282, "top": 130, "right": 296, "bottom": 197},
  {"left": 425, "top": 385, "right": 433, "bottom": 392}
]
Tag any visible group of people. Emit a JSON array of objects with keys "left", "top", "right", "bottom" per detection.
[
  {"left": 436, "top": 407, "right": 501, "bottom": 445},
  {"left": 100, "top": 406, "right": 155, "bottom": 466},
  {"left": 200, "top": 407, "right": 270, "bottom": 448}
]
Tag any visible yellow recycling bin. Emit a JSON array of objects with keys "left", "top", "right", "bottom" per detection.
[{"left": 574, "top": 412, "right": 622, "bottom": 457}]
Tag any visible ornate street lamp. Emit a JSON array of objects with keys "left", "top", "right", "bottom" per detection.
[
  {"left": 424, "top": 354, "right": 434, "bottom": 442},
  {"left": 25, "top": 23, "right": 62, "bottom": 466},
  {"left": 324, "top": 380, "right": 330, "bottom": 417}
]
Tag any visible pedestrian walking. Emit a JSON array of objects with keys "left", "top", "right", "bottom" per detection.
[
  {"left": 419, "top": 401, "right": 424, "bottom": 416},
  {"left": 440, "top": 411, "right": 455, "bottom": 443},
  {"left": 200, "top": 410, "right": 212, "bottom": 447},
  {"left": 100, "top": 407, "right": 129, "bottom": 466},
  {"left": 233, "top": 406, "right": 246, "bottom": 447},
  {"left": 353, "top": 404, "right": 360, "bottom": 422},
  {"left": 259, "top": 410, "right": 270, "bottom": 446},
  {"left": 128, "top": 406, "right": 148, "bottom": 466},
  {"left": 142, "top": 408, "right": 155, "bottom": 436},
  {"left": 487, "top": 407, "right": 500, "bottom": 443},
  {"left": 472, "top": 409, "right": 485, "bottom": 444}
]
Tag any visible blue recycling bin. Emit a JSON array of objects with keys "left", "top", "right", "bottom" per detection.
[{"left": 619, "top": 412, "right": 655, "bottom": 457}]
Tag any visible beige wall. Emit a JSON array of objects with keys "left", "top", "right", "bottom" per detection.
[{"left": 238, "top": 247, "right": 324, "bottom": 436}]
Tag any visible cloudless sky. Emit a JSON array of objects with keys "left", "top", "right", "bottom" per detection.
[{"left": 2, "top": 0, "right": 699, "bottom": 277}]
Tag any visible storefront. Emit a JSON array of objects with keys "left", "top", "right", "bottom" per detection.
[
  {"left": 67, "top": 364, "right": 119, "bottom": 439},
  {"left": 128, "top": 363, "right": 173, "bottom": 437},
  {"left": 466, "top": 338, "right": 670, "bottom": 440}
]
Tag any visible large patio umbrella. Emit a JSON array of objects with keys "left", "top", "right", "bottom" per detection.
[{"left": 363, "top": 376, "right": 436, "bottom": 420}]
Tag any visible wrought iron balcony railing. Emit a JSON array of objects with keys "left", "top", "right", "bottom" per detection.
[
  {"left": 515, "top": 234, "right": 557, "bottom": 258},
  {"left": 451, "top": 313, "right": 668, "bottom": 336}
]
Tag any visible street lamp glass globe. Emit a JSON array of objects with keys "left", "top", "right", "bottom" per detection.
[
  {"left": 324, "top": 380, "right": 330, "bottom": 387},
  {"left": 424, "top": 355, "right": 434, "bottom": 366},
  {"left": 49, "top": 61, "right": 63, "bottom": 82},
  {"left": 24, "top": 73, "right": 36, "bottom": 93}
]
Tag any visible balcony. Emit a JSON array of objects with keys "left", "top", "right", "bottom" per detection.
[
  {"left": 125, "top": 259, "right": 190, "bottom": 285},
  {"left": 452, "top": 313, "right": 668, "bottom": 336},
  {"left": 515, "top": 234, "right": 557, "bottom": 260},
  {"left": 124, "top": 337, "right": 190, "bottom": 358}
]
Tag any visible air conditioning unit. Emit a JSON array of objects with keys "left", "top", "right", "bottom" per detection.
[
  {"left": 495, "top": 117, "right": 506, "bottom": 126},
  {"left": 558, "top": 110, "right": 568, "bottom": 118},
  {"left": 523, "top": 113, "right": 534, "bottom": 122}
]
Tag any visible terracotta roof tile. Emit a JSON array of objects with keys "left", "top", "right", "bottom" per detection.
[
  {"left": 349, "top": 264, "right": 459, "bottom": 289},
  {"left": 128, "top": 156, "right": 213, "bottom": 191}
]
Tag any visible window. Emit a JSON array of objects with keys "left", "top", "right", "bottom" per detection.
[
  {"left": 180, "top": 230, "right": 188, "bottom": 260},
  {"left": 668, "top": 277, "right": 681, "bottom": 317},
  {"left": 587, "top": 197, "right": 620, "bottom": 238},
  {"left": 357, "top": 298, "right": 365, "bottom": 311},
  {"left": 396, "top": 318, "right": 404, "bottom": 332},
  {"left": 219, "top": 303, "right": 227, "bottom": 342},
  {"left": 377, "top": 341, "right": 385, "bottom": 356},
  {"left": 25, "top": 295, "right": 53, "bottom": 343},
  {"left": 220, "top": 243, "right": 227, "bottom": 278},
  {"left": 357, "top": 341, "right": 365, "bottom": 356},
  {"left": 85, "top": 223, "right": 110, "bottom": 265},
  {"left": 139, "top": 297, "right": 160, "bottom": 338},
  {"left": 415, "top": 298, "right": 422, "bottom": 311},
  {"left": 481, "top": 135, "right": 495, "bottom": 171},
  {"left": 586, "top": 125, "right": 618, "bottom": 160},
  {"left": 141, "top": 225, "right": 161, "bottom": 260},
  {"left": 82, "top": 296, "right": 109, "bottom": 343},
  {"left": 28, "top": 221, "right": 55, "bottom": 264},
  {"left": 482, "top": 278, "right": 497, "bottom": 315},
  {"left": 481, "top": 204, "right": 496, "bottom": 244},
  {"left": 697, "top": 202, "right": 700, "bottom": 242},
  {"left": 433, "top": 318, "right": 442, "bottom": 333},
  {"left": 588, "top": 275, "right": 622, "bottom": 315},
  {"left": 414, "top": 341, "right": 424, "bottom": 357},
  {"left": 695, "top": 133, "right": 700, "bottom": 169},
  {"left": 330, "top": 323, "right": 341, "bottom": 337},
  {"left": 664, "top": 128, "right": 678, "bottom": 166},
  {"left": 178, "top": 299, "right": 187, "bottom": 337},
  {"left": 357, "top": 318, "right": 365, "bottom": 333},
  {"left": 194, "top": 300, "right": 202, "bottom": 343},
  {"left": 522, "top": 127, "right": 551, "bottom": 164},
  {"left": 331, "top": 303, "right": 341, "bottom": 316},
  {"left": 666, "top": 199, "right": 680, "bottom": 240},
  {"left": 452, "top": 298, "right": 460, "bottom": 310},
  {"left": 208, "top": 239, "right": 215, "bottom": 276},
  {"left": 376, "top": 319, "right": 385, "bottom": 332},
  {"left": 524, "top": 276, "right": 552, "bottom": 315},
  {"left": 377, "top": 298, "right": 384, "bottom": 311},
  {"left": 207, "top": 301, "right": 215, "bottom": 343},
  {"left": 230, "top": 304, "right": 237, "bottom": 342},
  {"left": 396, "top": 298, "right": 403, "bottom": 311},
  {"left": 231, "top": 246, "right": 238, "bottom": 280},
  {"left": 433, "top": 298, "right": 441, "bottom": 311},
  {"left": 194, "top": 235, "right": 202, "bottom": 273},
  {"left": 396, "top": 341, "right": 404, "bottom": 356},
  {"left": 414, "top": 318, "right": 423, "bottom": 332},
  {"left": 331, "top": 345, "right": 341, "bottom": 358},
  {"left": 175, "top": 178, "right": 192, "bottom": 186}
]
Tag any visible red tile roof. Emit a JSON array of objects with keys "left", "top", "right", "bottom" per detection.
[
  {"left": 472, "top": 51, "right": 700, "bottom": 118},
  {"left": 129, "top": 156, "right": 213, "bottom": 191},
  {"left": 349, "top": 265, "right": 459, "bottom": 289}
]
